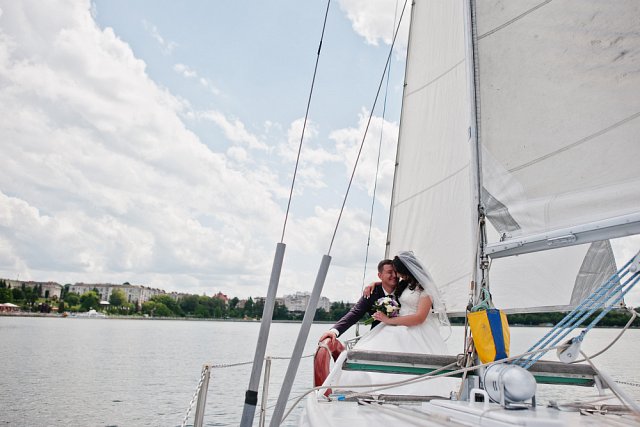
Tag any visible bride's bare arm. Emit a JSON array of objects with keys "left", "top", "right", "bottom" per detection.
[{"left": 372, "top": 295, "right": 432, "bottom": 326}]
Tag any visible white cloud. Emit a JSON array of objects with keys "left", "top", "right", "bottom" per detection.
[
  {"left": 174, "top": 63, "right": 197, "bottom": 78},
  {"left": 278, "top": 204, "right": 388, "bottom": 302},
  {"left": 277, "top": 118, "right": 342, "bottom": 190},
  {"left": 330, "top": 110, "right": 399, "bottom": 209},
  {"left": 227, "top": 146, "right": 248, "bottom": 162},
  {"left": 0, "top": 0, "right": 284, "bottom": 296},
  {"left": 339, "top": 0, "right": 410, "bottom": 48},
  {"left": 0, "top": 0, "right": 401, "bottom": 304},
  {"left": 199, "top": 110, "right": 267, "bottom": 151},
  {"left": 142, "top": 19, "right": 177, "bottom": 54},
  {"left": 174, "top": 63, "right": 220, "bottom": 95}
]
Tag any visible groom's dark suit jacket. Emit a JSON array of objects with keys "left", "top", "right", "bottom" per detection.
[{"left": 332, "top": 281, "right": 406, "bottom": 337}]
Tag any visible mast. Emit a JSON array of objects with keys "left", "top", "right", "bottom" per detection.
[
  {"left": 459, "top": 0, "right": 484, "bottom": 401},
  {"left": 463, "top": 0, "right": 484, "bottom": 303}
]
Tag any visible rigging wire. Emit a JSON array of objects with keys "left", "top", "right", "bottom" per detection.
[
  {"left": 356, "top": 0, "right": 401, "bottom": 338},
  {"left": 327, "top": 0, "right": 409, "bottom": 256},
  {"left": 360, "top": 0, "right": 401, "bottom": 290},
  {"left": 280, "top": 0, "right": 331, "bottom": 243}
]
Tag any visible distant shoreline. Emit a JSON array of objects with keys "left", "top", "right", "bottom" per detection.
[
  {"left": 0, "top": 312, "right": 336, "bottom": 324},
  {"left": 1, "top": 312, "right": 636, "bottom": 328}
]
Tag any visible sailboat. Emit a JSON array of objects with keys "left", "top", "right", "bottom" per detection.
[{"left": 295, "top": 0, "right": 640, "bottom": 425}]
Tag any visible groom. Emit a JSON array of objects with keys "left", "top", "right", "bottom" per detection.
[{"left": 319, "top": 259, "right": 402, "bottom": 344}]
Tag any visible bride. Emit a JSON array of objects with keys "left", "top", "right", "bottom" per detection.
[{"left": 322, "top": 251, "right": 456, "bottom": 396}]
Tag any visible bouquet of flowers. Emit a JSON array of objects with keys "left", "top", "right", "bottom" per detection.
[{"left": 363, "top": 296, "right": 400, "bottom": 325}]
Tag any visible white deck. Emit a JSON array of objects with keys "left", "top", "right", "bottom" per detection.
[{"left": 298, "top": 393, "right": 635, "bottom": 427}]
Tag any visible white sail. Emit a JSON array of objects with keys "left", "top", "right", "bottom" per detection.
[
  {"left": 387, "top": 0, "right": 640, "bottom": 313},
  {"left": 477, "top": 0, "right": 640, "bottom": 251},
  {"left": 476, "top": 0, "right": 640, "bottom": 311},
  {"left": 386, "top": 0, "right": 474, "bottom": 313}
]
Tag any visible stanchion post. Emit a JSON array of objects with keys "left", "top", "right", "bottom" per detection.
[
  {"left": 259, "top": 357, "right": 272, "bottom": 427},
  {"left": 193, "top": 364, "right": 211, "bottom": 427}
]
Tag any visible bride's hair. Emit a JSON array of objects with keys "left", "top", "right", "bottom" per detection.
[{"left": 392, "top": 256, "right": 424, "bottom": 291}]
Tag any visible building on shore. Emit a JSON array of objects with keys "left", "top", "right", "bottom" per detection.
[
  {"left": 168, "top": 291, "right": 191, "bottom": 301},
  {"left": 68, "top": 282, "right": 165, "bottom": 305},
  {"left": 237, "top": 293, "right": 331, "bottom": 313},
  {"left": 252, "top": 296, "right": 285, "bottom": 306},
  {"left": 3, "top": 279, "right": 63, "bottom": 299},
  {"left": 283, "top": 292, "right": 331, "bottom": 312},
  {"left": 212, "top": 291, "right": 229, "bottom": 305}
]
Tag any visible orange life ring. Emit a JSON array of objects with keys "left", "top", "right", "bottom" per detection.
[{"left": 314, "top": 337, "right": 345, "bottom": 396}]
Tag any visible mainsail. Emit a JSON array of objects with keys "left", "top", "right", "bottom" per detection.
[
  {"left": 387, "top": 0, "right": 640, "bottom": 313},
  {"left": 387, "top": 0, "right": 474, "bottom": 314}
]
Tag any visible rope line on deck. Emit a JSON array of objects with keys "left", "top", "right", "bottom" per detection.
[{"left": 615, "top": 380, "right": 640, "bottom": 388}]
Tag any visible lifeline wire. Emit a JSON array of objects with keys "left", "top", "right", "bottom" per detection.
[
  {"left": 182, "top": 354, "right": 314, "bottom": 425},
  {"left": 327, "top": 0, "right": 409, "bottom": 255},
  {"left": 356, "top": 0, "right": 401, "bottom": 338},
  {"left": 280, "top": 0, "right": 331, "bottom": 243}
]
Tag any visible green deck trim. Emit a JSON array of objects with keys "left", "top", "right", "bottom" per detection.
[
  {"left": 344, "top": 362, "right": 463, "bottom": 377},
  {"left": 533, "top": 375, "right": 594, "bottom": 386},
  {"left": 344, "top": 362, "right": 595, "bottom": 387}
]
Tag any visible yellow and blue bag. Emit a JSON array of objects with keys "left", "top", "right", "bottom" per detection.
[{"left": 468, "top": 294, "right": 510, "bottom": 363}]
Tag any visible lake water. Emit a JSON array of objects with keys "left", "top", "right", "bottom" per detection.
[{"left": 1, "top": 316, "right": 639, "bottom": 426}]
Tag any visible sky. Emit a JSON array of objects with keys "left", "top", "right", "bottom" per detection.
[
  {"left": 1, "top": 0, "right": 638, "bottom": 306},
  {"left": 0, "top": 0, "right": 411, "bottom": 303}
]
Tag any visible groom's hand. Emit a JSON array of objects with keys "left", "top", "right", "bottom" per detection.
[{"left": 319, "top": 330, "right": 337, "bottom": 344}]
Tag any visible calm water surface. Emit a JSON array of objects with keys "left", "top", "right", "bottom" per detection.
[{"left": 1, "top": 317, "right": 639, "bottom": 426}]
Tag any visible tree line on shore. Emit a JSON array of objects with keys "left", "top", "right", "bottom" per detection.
[
  {"left": 0, "top": 279, "right": 356, "bottom": 321},
  {"left": 1, "top": 279, "right": 638, "bottom": 326}
]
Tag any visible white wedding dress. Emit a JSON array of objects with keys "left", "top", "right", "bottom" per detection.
[{"left": 322, "top": 288, "right": 457, "bottom": 396}]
